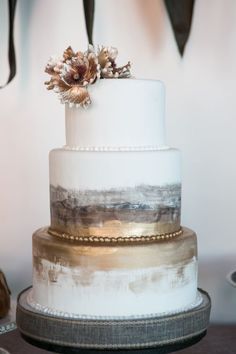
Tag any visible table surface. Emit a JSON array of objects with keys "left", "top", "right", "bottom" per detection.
[{"left": 0, "top": 326, "right": 235, "bottom": 354}]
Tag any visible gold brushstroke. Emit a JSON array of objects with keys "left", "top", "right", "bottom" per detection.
[
  {"left": 48, "top": 268, "right": 58, "bottom": 283},
  {"left": 50, "top": 220, "right": 180, "bottom": 238},
  {"left": 33, "top": 227, "right": 197, "bottom": 271},
  {"left": 128, "top": 260, "right": 195, "bottom": 295}
]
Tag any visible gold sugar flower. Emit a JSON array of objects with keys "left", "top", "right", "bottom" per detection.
[
  {"left": 45, "top": 45, "right": 132, "bottom": 107},
  {"left": 97, "top": 46, "right": 131, "bottom": 79}
]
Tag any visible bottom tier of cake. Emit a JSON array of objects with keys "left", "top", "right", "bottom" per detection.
[{"left": 31, "top": 227, "right": 199, "bottom": 318}]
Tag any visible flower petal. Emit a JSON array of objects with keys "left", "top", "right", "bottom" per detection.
[
  {"left": 63, "top": 46, "right": 76, "bottom": 60},
  {"left": 59, "top": 86, "right": 91, "bottom": 107}
]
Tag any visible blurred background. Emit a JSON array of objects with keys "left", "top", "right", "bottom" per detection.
[{"left": 0, "top": 0, "right": 236, "bottom": 323}]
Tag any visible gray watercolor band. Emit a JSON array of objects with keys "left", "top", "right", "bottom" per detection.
[{"left": 50, "top": 184, "right": 181, "bottom": 229}]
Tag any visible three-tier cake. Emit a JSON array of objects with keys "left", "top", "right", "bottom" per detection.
[
  {"left": 30, "top": 78, "right": 201, "bottom": 317},
  {"left": 17, "top": 46, "right": 210, "bottom": 349}
]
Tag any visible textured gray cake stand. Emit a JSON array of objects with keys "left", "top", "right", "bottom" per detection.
[{"left": 16, "top": 287, "right": 211, "bottom": 353}]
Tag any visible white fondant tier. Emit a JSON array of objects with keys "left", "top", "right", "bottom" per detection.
[
  {"left": 49, "top": 148, "right": 181, "bottom": 237},
  {"left": 65, "top": 79, "right": 166, "bottom": 148},
  {"left": 49, "top": 147, "right": 181, "bottom": 190},
  {"left": 32, "top": 227, "right": 198, "bottom": 317}
]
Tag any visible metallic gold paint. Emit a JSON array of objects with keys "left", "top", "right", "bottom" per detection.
[
  {"left": 50, "top": 220, "right": 180, "bottom": 239},
  {"left": 33, "top": 227, "right": 197, "bottom": 272}
]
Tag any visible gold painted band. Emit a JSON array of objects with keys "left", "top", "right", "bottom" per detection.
[{"left": 48, "top": 227, "right": 183, "bottom": 244}]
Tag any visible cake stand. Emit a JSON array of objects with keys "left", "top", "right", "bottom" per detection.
[{"left": 16, "top": 287, "right": 211, "bottom": 353}]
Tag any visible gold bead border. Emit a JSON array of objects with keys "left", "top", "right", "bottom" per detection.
[{"left": 48, "top": 227, "right": 183, "bottom": 244}]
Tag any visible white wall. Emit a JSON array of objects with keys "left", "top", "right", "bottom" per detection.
[{"left": 1, "top": 0, "right": 236, "bottom": 323}]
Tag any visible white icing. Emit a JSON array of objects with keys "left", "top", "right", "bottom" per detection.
[
  {"left": 65, "top": 79, "right": 166, "bottom": 148},
  {"left": 49, "top": 147, "right": 181, "bottom": 190},
  {"left": 32, "top": 258, "right": 198, "bottom": 317},
  {"left": 27, "top": 290, "right": 203, "bottom": 320}
]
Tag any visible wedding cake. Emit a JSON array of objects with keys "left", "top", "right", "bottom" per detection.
[{"left": 28, "top": 46, "right": 201, "bottom": 318}]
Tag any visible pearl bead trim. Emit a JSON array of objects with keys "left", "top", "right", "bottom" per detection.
[{"left": 63, "top": 145, "right": 170, "bottom": 152}]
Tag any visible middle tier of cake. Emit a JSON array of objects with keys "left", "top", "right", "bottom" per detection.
[{"left": 49, "top": 147, "right": 181, "bottom": 239}]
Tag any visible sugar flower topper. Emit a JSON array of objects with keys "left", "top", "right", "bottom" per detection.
[{"left": 45, "top": 45, "right": 131, "bottom": 108}]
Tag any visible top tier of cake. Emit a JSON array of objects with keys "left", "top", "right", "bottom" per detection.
[{"left": 65, "top": 79, "right": 166, "bottom": 149}]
